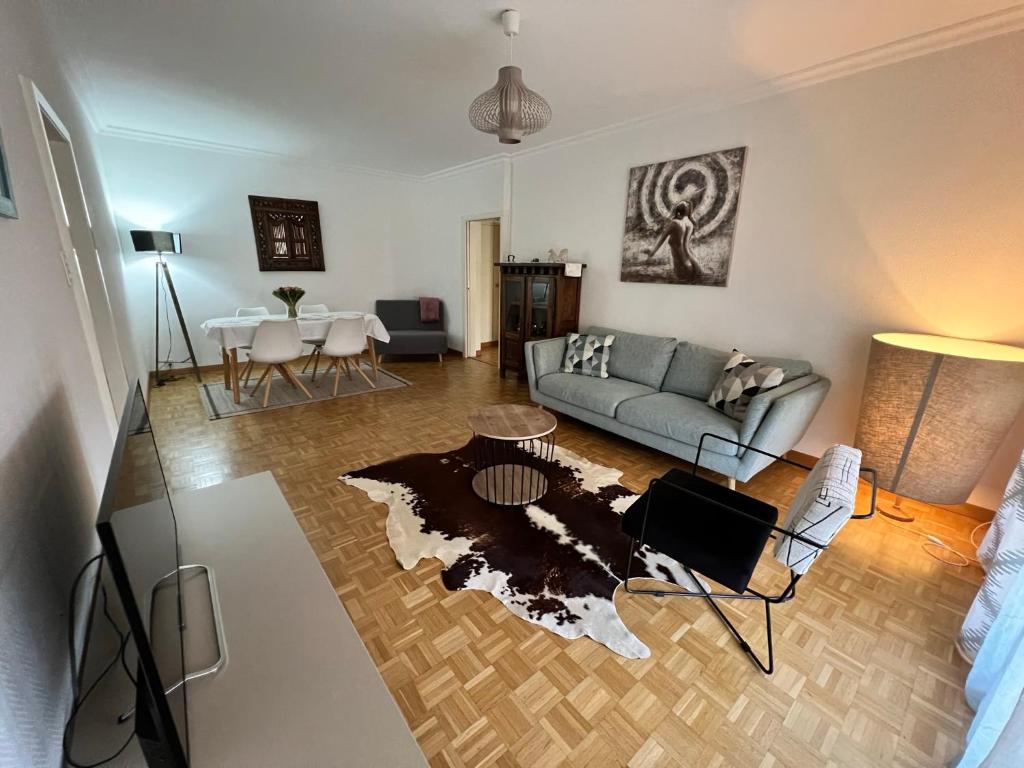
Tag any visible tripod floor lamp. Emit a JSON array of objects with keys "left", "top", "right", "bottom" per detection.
[
  {"left": 130, "top": 230, "right": 202, "bottom": 387},
  {"left": 854, "top": 333, "right": 1024, "bottom": 522}
]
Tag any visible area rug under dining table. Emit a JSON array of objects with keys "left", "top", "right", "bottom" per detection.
[
  {"left": 340, "top": 441, "right": 700, "bottom": 659},
  {"left": 199, "top": 363, "right": 408, "bottom": 419}
]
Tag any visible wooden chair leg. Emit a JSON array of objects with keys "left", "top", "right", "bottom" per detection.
[
  {"left": 222, "top": 348, "right": 231, "bottom": 389},
  {"left": 262, "top": 366, "right": 274, "bottom": 407},
  {"left": 311, "top": 348, "right": 322, "bottom": 382},
  {"left": 281, "top": 363, "right": 313, "bottom": 399},
  {"left": 241, "top": 358, "right": 254, "bottom": 386},
  {"left": 302, "top": 350, "right": 315, "bottom": 373},
  {"left": 351, "top": 357, "right": 376, "bottom": 389},
  {"left": 249, "top": 366, "right": 269, "bottom": 395},
  {"left": 280, "top": 364, "right": 298, "bottom": 389},
  {"left": 333, "top": 358, "right": 342, "bottom": 397},
  {"left": 343, "top": 358, "right": 352, "bottom": 380}
]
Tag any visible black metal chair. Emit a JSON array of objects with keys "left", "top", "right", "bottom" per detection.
[{"left": 622, "top": 433, "right": 877, "bottom": 674}]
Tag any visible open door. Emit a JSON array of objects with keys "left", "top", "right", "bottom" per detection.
[{"left": 465, "top": 216, "right": 501, "bottom": 364}]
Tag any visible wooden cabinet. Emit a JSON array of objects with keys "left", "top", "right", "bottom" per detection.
[{"left": 498, "top": 263, "right": 584, "bottom": 378}]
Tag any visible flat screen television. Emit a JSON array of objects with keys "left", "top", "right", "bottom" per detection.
[{"left": 95, "top": 380, "right": 189, "bottom": 767}]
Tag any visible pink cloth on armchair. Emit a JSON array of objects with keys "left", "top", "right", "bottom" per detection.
[{"left": 419, "top": 297, "right": 440, "bottom": 323}]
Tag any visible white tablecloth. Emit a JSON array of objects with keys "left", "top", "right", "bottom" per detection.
[{"left": 200, "top": 312, "right": 390, "bottom": 350}]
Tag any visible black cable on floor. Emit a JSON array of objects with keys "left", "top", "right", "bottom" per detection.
[{"left": 62, "top": 554, "right": 137, "bottom": 768}]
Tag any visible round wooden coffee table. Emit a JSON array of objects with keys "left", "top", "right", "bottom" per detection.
[{"left": 468, "top": 404, "right": 557, "bottom": 505}]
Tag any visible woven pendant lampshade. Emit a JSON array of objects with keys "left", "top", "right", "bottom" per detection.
[
  {"left": 854, "top": 333, "right": 1024, "bottom": 505},
  {"left": 469, "top": 9, "right": 551, "bottom": 144}
]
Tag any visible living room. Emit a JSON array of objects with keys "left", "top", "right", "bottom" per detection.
[{"left": 2, "top": 2, "right": 1024, "bottom": 766}]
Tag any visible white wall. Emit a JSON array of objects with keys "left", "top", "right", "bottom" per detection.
[
  {"left": 392, "top": 161, "right": 507, "bottom": 353},
  {"left": 96, "top": 136, "right": 425, "bottom": 367},
  {"left": 0, "top": 1, "right": 135, "bottom": 765},
  {"left": 510, "top": 32, "right": 1024, "bottom": 509},
  {"left": 96, "top": 139, "right": 509, "bottom": 367}
]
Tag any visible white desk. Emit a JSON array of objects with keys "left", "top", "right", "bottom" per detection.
[{"left": 70, "top": 473, "right": 426, "bottom": 767}]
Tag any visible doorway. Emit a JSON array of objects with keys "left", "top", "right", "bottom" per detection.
[
  {"left": 22, "top": 78, "right": 126, "bottom": 433},
  {"left": 465, "top": 216, "right": 501, "bottom": 365}
]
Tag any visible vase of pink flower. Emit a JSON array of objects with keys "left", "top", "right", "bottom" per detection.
[{"left": 272, "top": 286, "right": 305, "bottom": 318}]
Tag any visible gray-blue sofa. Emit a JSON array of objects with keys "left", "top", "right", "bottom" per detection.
[{"left": 525, "top": 326, "right": 830, "bottom": 484}]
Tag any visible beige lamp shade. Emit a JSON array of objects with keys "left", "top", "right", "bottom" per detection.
[{"left": 854, "top": 333, "right": 1024, "bottom": 504}]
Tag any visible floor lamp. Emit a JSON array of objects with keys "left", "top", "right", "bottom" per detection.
[
  {"left": 130, "top": 230, "right": 202, "bottom": 387},
  {"left": 854, "top": 333, "right": 1024, "bottom": 522}
]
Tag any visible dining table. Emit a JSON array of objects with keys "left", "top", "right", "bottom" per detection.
[{"left": 200, "top": 311, "right": 390, "bottom": 404}]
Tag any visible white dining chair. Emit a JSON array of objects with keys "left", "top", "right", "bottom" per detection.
[
  {"left": 247, "top": 319, "right": 312, "bottom": 407},
  {"left": 235, "top": 307, "right": 271, "bottom": 385},
  {"left": 322, "top": 317, "right": 376, "bottom": 395},
  {"left": 236, "top": 306, "right": 271, "bottom": 317},
  {"left": 298, "top": 303, "right": 330, "bottom": 380}
]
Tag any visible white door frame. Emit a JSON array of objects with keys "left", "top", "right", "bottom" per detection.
[
  {"left": 462, "top": 212, "right": 503, "bottom": 359},
  {"left": 21, "top": 76, "right": 119, "bottom": 436}
]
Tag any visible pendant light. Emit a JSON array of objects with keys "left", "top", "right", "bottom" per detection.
[{"left": 468, "top": 9, "right": 551, "bottom": 144}]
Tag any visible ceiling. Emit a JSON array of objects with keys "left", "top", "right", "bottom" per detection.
[{"left": 45, "top": 0, "right": 1024, "bottom": 177}]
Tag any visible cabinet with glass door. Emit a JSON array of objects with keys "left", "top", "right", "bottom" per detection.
[{"left": 496, "top": 263, "right": 584, "bottom": 378}]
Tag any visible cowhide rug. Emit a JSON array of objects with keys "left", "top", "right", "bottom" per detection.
[{"left": 340, "top": 441, "right": 699, "bottom": 659}]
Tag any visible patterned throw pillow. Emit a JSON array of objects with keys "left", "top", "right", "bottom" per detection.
[
  {"left": 707, "top": 351, "right": 784, "bottom": 420},
  {"left": 563, "top": 333, "right": 615, "bottom": 378}
]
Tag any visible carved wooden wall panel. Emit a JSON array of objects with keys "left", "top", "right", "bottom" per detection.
[{"left": 249, "top": 195, "right": 325, "bottom": 271}]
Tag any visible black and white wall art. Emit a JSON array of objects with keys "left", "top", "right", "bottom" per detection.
[{"left": 620, "top": 146, "right": 746, "bottom": 286}]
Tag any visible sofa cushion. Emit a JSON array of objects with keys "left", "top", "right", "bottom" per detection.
[
  {"left": 617, "top": 392, "right": 741, "bottom": 456},
  {"left": 662, "top": 341, "right": 813, "bottom": 399},
  {"left": 661, "top": 342, "right": 732, "bottom": 399},
  {"left": 537, "top": 373, "right": 655, "bottom": 418},
  {"left": 379, "top": 329, "right": 447, "bottom": 354},
  {"left": 562, "top": 333, "right": 615, "bottom": 378},
  {"left": 766, "top": 355, "right": 813, "bottom": 382},
  {"left": 584, "top": 326, "right": 676, "bottom": 389},
  {"left": 375, "top": 299, "right": 444, "bottom": 332}
]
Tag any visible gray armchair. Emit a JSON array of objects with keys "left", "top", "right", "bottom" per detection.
[{"left": 374, "top": 300, "right": 448, "bottom": 363}]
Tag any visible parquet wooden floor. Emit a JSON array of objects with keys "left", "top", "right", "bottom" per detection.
[
  {"left": 149, "top": 357, "right": 984, "bottom": 767},
  {"left": 475, "top": 345, "right": 500, "bottom": 367}
]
